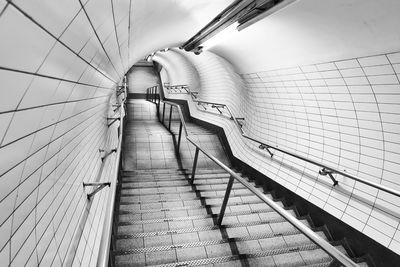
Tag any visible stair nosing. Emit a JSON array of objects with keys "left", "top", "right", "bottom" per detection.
[
  {"left": 116, "top": 217, "right": 307, "bottom": 238},
  {"left": 118, "top": 199, "right": 273, "bottom": 214},
  {"left": 118, "top": 208, "right": 284, "bottom": 225},
  {"left": 118, "top": 193, "right": 256, "bottom": 205},
  {"left": 119, "top": 180, "right": 239, "bottom": 189},
  {"left": 119, "top": 186, "right": 253, "bottom": 196},
  {"left": 115, "top": 229, "right": 317, "bottom": 254}
]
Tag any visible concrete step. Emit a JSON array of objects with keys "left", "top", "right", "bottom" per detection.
[
  {"left": 119, "top": 194, "right": 265, "bottom": 206},
  {"left": 115, "top": 242, "right": 336, "bottom": 266},
  {"left": 119, "top": 191, "right": 256, "bottom": 203},
  {"left": 116, "top": 228, "right": 326, "bottom": 253},
  {"left": 120, "top": 178, "right": 237, "bottom": 189},
  {"left": 118, "top": 198, "right": 285, "bottom": 217},
  {"left": 116, "top": 212, "right": 310, "bottom": 237},
  {"left": 121, "top": 173, "right": 231, "bottom": 182},
  {"left": 122, "top": 168, "right": 228, "bottom": 177},
  {"left": 120, "top": 176, "right": 232, "bottom": 186},
  {"left": 120, "top": 182, "right": 246, "bottom": 193},
  {"left": 120, "top": 186, "right": 257, "bottom": 197}
]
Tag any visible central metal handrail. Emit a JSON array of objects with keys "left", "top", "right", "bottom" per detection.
[
  {"left": 145, "top": 88, "right": 358, "bottom": 266},
  {"left": 162, "top": 84, "right": 400, "bottom": 198}
]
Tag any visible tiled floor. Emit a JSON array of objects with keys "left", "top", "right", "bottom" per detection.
[{"left": 123, "top": 99, "right": 229, "bottom": 171}]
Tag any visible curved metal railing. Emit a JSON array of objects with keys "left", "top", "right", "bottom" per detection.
[
  {"left": 146, "top": 87, "right": 358, "bottom": 266},
  {"left": 160, "top": 84, "right": 400, "bottom": 198}
]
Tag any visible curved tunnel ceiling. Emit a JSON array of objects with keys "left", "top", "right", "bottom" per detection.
[{"left": 0, "top": 0, "right": 234, "bottom": 84}]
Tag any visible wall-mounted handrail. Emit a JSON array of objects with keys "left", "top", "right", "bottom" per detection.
[
  {"left": 97, "top": 76, "right": 128, "bottom": 267},
  {"left": 163, "top": 84, "right": 400, "bottom": 198},
  {"left": 145, "top": 89, "right": 358, "bottom": 266}
]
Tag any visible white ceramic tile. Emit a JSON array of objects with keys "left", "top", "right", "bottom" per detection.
[
  {"left": 368, "top": 74, "right": 398, "bottom": 85},
  {"left": 18, "top": 77, "right": 61, "bottom": 109},
  {"left": 1, "top": 107, "right": 46, "bottom": 146},
  {"left": 316, "top": 62, "right": 337, "bottom": 71},
  {"left": 363, "top": 65, "right": 394, "bottom": 76},
  {"left": 358, "top": 55, "right": 390, "bottom": 67},
  {"left": 393, "top": 63, "right": 400, "bottom": 73},
  {"left": 387, "top": 52, "right": 400, "bottom": 64},
  {"left": 14, "top": 0, "right": 81, "bottom": 37},
  {"left": 0, "top": 70, "right": 33, "bottom": 112},
  {"left": 339, "top": 67, "right": 365, "bottom": 78},
  {"left": 344, "top": 76, "right": 369, "bottom": 85},
  {"left": 364, "top": 225, "right": 392, "bottom": 246},
  {"left": 335, "top": 59, "right": 360, "bottom": 69},
  {"left": 60, "top": 11, "right": 94, "bottom": 52},
  {"left": 0, "top": 216, "right": 12, "bottom": 250},
  {"left": 0, "top": 7, "right": 54, "bottom": 72},
  {"left": 388, "top": 239, "right": 400, "bottom": 255},
  {"left": 37, "top": 43, "right": 80, "bottom": 79},
  {"left": 341, "top": 213, "right": 365, "bottom": 232},
  {"left": 10, "top": 229, "right": 36, "bottom": 267},
  {"left": 0, "top": 242, "right": 10, "bottom": 266}
]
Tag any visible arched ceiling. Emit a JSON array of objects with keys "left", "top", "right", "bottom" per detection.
[{"left": 0, "top": 0, "right": 233, "bottom": 84}]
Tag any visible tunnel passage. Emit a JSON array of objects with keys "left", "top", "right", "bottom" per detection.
[{"left": 0, "top": 0, "right": 400, "bottom": 266}]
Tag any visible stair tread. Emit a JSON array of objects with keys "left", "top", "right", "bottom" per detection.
[
  {"left": 120, "top": 192, "right": 256, "bottom": 204},
  {"left": 115, "top": 242, "right": 334, "bottom": 267},
  {"left": 120, "top": 180, "right": 242, "bottom": 189},
  {"left": 117, "top": 217, "right": 312, "bottom": 237},
  {"left": 120, "top": 186, "right": 257, "bottom": 196},
  {"left": 116, "top": 228, "right": 328, "bottom": 253},
  {"left": 120, "top": 178, "right": 232, "bottom": 186},
  {"left": 118, "top": 200, "right": 285, "bottom": 216},
  {"left": 118, "top": 208, "right": 294, "bottom": 225}
]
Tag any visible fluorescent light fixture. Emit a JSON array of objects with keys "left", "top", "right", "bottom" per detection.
[{"left": 237, "top": 0, "right": 297, "bottom": 31}]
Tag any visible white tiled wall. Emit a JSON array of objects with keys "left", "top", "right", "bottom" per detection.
[
  {"left": 154, "top": 50, "right": 400, "bottom": 254},
  {"left": 0, "top": 1, "right": 126, "bottom": 266}
]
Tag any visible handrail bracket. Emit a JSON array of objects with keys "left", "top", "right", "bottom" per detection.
[
  {"left": 319, "top": 168, "right": 339, "bottom": 186},
  {"left": 83, "top": 182, "right": 111, "bottom": 200},
  {"left": 99, "top": 148, "right": 117, "bottom": 161},
  {"left": 259, "top": 144, "right": 273, "bottom": 157}
]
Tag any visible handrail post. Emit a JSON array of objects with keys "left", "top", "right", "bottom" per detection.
[
  {"left": 191, "top": 147, "right": 200, "bottom": 184},
  {"left": 162, "top": 103, "right": 166, "bottom": 123},
  {"left": 168, "top": 105, "right": 173, "bottom": 130},
  {"left": 177, "top": 121, "right": 183, "bottom": 152},
  {"left": 217, "top": 175, "right": 235, "bottom": 226}
]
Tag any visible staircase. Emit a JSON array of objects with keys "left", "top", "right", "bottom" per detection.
[{"left": 111, "top": 99, "right": 369, "bottom": 266}]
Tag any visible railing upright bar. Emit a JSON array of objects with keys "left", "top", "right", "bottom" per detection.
[
  {"left": 168, "top": 105, "right": 173, "bottom": 130},
  {"left": 177, "top": 122, "right": 183, "bottom": 152},
  {"left": 191, "top": 147, "right": 200, "bottom": 184},
  {"left": 217, "top": 175, "right": 235, "bottom": 225},
  {"left": 161, "top": 103, "right": 165, "bottom": 123}
]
